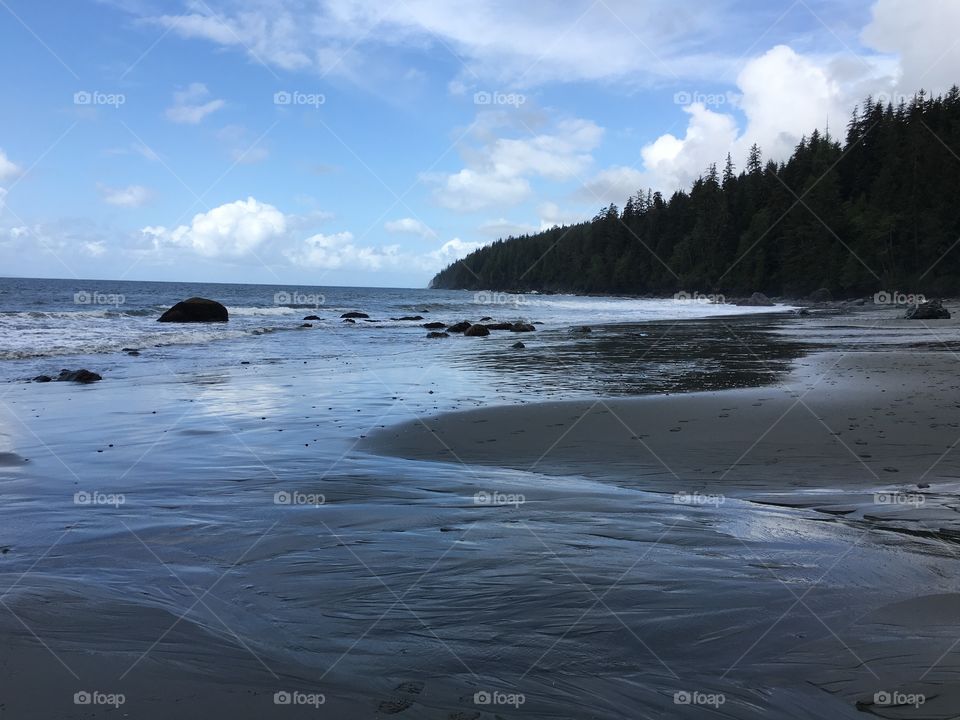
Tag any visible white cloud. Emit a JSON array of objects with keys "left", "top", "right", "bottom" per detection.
[
  {"left": 0, "top": 149, "right": 21, "bottom": 183},
  {"left": 144, "top": 1, "right": 735, "bottom": 87},
  {"left": 431, "top": 117, "right": 603, "bottom": 212},
  {"left": 286, "top": 231, "right": 403, "bottom": 270},
  {"left": 100, "top": 183, "right": 152, "bottom": 207},
  {"left": 418, "top": 238, "right": 485, "bottom": 269},
  {"left": 617, "top": 44, "right": 892, "bottom": 195},
  {"left": 862, "top": 0, "right": 960, "bottom": 96},
  {"left": 146, "top": 197, "right": 286, "bottom": 258},
  {"left": 384, "top": 217, "right": 436, "bottom": 238},
  {"left": 84, "top": 240, "right": 107, "bottom": 256},
  {"left": 579, "top": 166, "right": 648, "bottom": 206},
  {"left": 166, "top": 83, "right": 225, "bottom": 124}
]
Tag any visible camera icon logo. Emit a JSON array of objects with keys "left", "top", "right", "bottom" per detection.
[
  {"left": 74, "top": 691, "right": 92, "bottom": 705},
  {"left": 274, "top": 491, "right": 292, "bottom": 505},
  {"left": 74, "top": 91, "right": 92, "bottom": 105},
  {"left": 473, "top": 691, "right": 492, "bottom": 704},
  {"left": 74, "top": 290, "right": 91, "bottom": 304},
  {"left": 274, "top": 91, "right": 292, "bottom": 105},
  {"left": 674, "top": 691, "right": 691, "bottom": 704},
  {"left": 473, "top": 91, "right": 492, "bottom": 105},
  {"left": 673, "top": 90, "right": 692, "bottom": 105}
]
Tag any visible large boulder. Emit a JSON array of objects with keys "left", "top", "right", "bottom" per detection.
[
  {"left": 447, "top": 321, "right": 472, "bottom": 333},
  {"left": 484, "top": 322, "right": 515, "bottom": 330},
  {"left": 158, "top": 297, "right": 228, "bottom": 323},
  {"left": 905, "top": 299, "right": 951, "bottom": 320},
  {"left": 464, "top": 324, "right": 490, "bottom": 337}
]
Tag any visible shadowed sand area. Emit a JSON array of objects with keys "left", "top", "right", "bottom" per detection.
[{"left": 362, "top": 346, "right": 960, "bottom": 718}]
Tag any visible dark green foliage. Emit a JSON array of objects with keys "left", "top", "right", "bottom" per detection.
[{"left": 431, "top": 88, "right": 960, "bottom": 297}]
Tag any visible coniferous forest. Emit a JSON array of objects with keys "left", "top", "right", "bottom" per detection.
[{"left": 430, "top": 88, "right": 960, "bottom": 297}]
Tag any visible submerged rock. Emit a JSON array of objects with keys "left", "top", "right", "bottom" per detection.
[
  {"left": 343, "top": 318, "right": 356, "bottom": 324},
  {"left": 447, "top": 321, "right": 472, "bottom": 333},
  {"left": 393, "top": 315, "right": 424, "bottom": 321},
  {"left": 510, "top": 322, "right": 535, "bottom": 332},
  {"left": 905, "top": 299, "right": 950, "bottom": 319},
  {"left": 303, "top": 315, "right": 321, "bottom": 321},
  {"left": 33, "top": 375, "right": 52, "bottom": 383},
  {"left": 574, "top": 325, "right": 592, "bottom": 333},
  {"left": 341, "top": 311, "right": 369, "bottom": 319},
  {"left": 422, "top": 322, "right": 447, "bottom": 329},
  {"left": 300, "top": 323, "right": 313, "bottom": 328},
  {"left": 426, "top": 331, "right": 449, "bottom": 339},
  {"left": 158, "top": 297, "right": 228, "bottom": 323},
  {"left": 512, "top": 341, "right": 525, "bottom": 349},
  {"left": 464, "top": 324, "right": 490, "bottom": 337}
]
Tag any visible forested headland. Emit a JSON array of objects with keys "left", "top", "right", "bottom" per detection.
[{"left": 430, "top": 88, "right": 960, "bottom": 298}]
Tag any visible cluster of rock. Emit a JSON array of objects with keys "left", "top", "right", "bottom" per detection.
[
  {"left": 34, "top": 369, "right": 102, "bottom": 384},
  {"left": 905, "top": 298, "right": 951, "bottom": 319},
  {"left": 422, "top": 320, "right": 536, "bottom": 338}
]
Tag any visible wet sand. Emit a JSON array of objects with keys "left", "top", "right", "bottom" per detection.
[{"left": 5, "top": 305, "right": 960, "bottom": 718}]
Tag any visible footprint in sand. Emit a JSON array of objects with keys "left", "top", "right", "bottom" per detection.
[{"left": 377, "top": 681, "right": 425, "bottom": 714}]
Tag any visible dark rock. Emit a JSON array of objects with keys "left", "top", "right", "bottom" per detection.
[
  {"left": 56, "top": 369, "right": 102, "bottom": 383},
  {"left": 447, "top": 321, "right": 472, "bottom": 333},
  {"left": 464, "top": 324, "right": 490, "bottom": 337},
  {"left": 510, "top": 322, "right": 535, "bottom": 332},
  {"left": 392, "top": 315, "right": 424, "bottom": 321},
  {"left": 737, "top": 292, "right": 773, "bottom": 307},
  {"left": 479, "top": 316, "right": 493, "bottom": 322},
  {"left": 512, "top": 341, "right": 525, "bottom": 349},
  {"left": 422, "top": 322, "right": 447, "bottom": 329},
  {"left": 794, "top": 308, "right": 810, "bottom": 316},
  {"left": 343, "top": 318, "right": 356, "bottom": 324},
  {"left": 126, "top": 350, "right": 141, "bottom": 356},
  {"left": 574, "top": 325, "right": 592, "bottom": 333},
  {"left": 300, "top": 323, "right": 313, "bottom": 328},
  {"left": 426, "top": 331, "right": 450, "bottom": 339},
  {"left": 33, "top": 375, "right": 52, "bottom": 383},
  {"left": 905, "top": 299, "right": 950, "bottom": 320},
  {"left": 485, "top": 322, "right": 514, "bottom": 330},
  {"left": 341, "top": 311, "right": 369, "bottom": 319},
  {"left": 303, "top": 315, "right": 321, "bottom": 321},
  {"left": 808, "top": 288, "right": 832, "bottom": 302},
  {"left": 158, "top": 297, "right": 228, "bottom": 323}
]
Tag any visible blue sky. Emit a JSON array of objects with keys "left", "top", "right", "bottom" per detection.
[{"left": 0, "top": 0, "right": 955, "bottom": 287}]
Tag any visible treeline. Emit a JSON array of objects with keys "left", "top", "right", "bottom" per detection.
[{"left": 431, "top": 87, "right": 960, "bottom": 297}]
